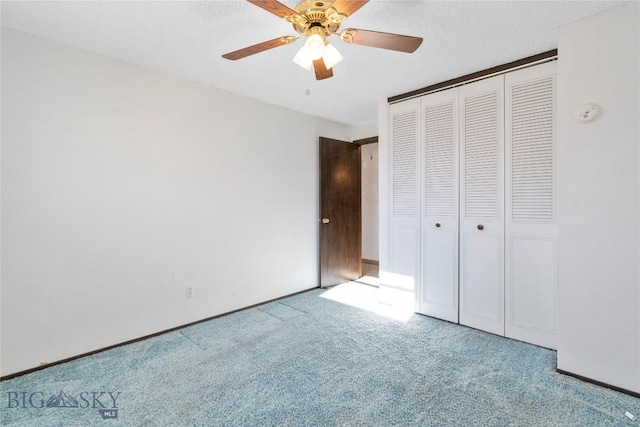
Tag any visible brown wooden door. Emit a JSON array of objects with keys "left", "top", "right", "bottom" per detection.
[{"left": 319, "top": 137, "right": 362, "bottom": 287}]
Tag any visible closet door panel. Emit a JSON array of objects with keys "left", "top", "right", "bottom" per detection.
[
  {"left": 390, "top": 227, "right": 420, "bottom": 290},
  {"left": 462, "top": 233, "right": 500, "bottom": 321},
  {"left": 422, "top": 230, "right": 456, "bottom": 308},
  {"left": 386, "top": 99, "right": 421, "bottom": 298},
  {"left": 419, "top": 89, "right": 459, "bottom": 323},
  {"left": 459, "top": 75, "right": 505, "bottom": 336},
  {"left": 505, "top": 61, "right": 558, "bottom": 349},
  {"left": 509, "top": 237, "right": 556, "bottom": 331}
]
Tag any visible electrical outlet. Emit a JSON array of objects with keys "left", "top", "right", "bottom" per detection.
[{"left": 185, "top": 286, "right": 194, "bottom": 299}]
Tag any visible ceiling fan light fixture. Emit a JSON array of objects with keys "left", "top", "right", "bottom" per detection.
[
  {"left": 322, "top": 42, "right": 343, "bottom": 70},
  {"left": 304, "top": 33, "right": 325, "bottom": 60},
  {"left": 293, "top": 45, "right": 313, "bottom": 70},
  {"left": 293, "top": 28, "right": 331, "bottom": 71}
]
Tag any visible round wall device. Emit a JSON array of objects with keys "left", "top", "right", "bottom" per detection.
[{"left": 576, "top": 103, "right": 600, "bottom": 122}]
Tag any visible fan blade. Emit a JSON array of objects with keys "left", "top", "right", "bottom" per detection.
[
  {"left": 313, "top": 59, "right": 334, "bottom": 80},
  {"left": 342, "top": 28, "right": 423, "bottom": 53},
  {"left": 247, "top": 0, "right": 296, "bottom": 18},
  {"left": 222, "top": 37, "right": 290, "bottom": 60},
  {"left": 330, "top": 0, "right": 369, "bottom": 17}
]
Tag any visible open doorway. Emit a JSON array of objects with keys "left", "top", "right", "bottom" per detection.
[
  {"left": 318, "top": 135, "right": 378, "bottom": 288},
  {"left": 359, "top": 139, "right": 379, "bottom": 280}
]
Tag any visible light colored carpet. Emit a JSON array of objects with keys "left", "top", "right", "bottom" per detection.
[{"left": 2, "top": 283, "right": 639, "bottom": 426}]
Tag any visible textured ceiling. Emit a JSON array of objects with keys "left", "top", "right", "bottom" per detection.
[{"left": 1, "top": 0, "right": 626, "bottom": 126}]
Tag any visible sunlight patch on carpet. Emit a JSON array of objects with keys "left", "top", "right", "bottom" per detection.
[{"left": 320, "top": 280, "right": 415, "bottom": 322}]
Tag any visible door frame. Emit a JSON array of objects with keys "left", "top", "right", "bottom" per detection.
[{"left": 318, "top": 136, "right": 378, "bottom": 288}]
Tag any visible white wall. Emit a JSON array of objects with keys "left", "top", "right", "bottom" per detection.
[
  {"left": 557, "top": 3, "right": 640, "bottom": 393},
  {"left": 0, "top": 28, "right": 352, "bottom": 376},
  {"left": 361, "top": 143, "right": 379, "bottom": 261},
  {"left": 352, "top": 121, "right": 377, "bottom": 141}
]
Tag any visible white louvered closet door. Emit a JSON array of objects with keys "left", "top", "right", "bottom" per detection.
[
  {"left": 418, "top": 89, "right": 459, "bottom": 323},
  {"left": 505, "top": 61, "right": 558, "bottom": 349},
  {"left": 386, "top": 99, "right": 421, "bottom": 298},
  {"left": 459, "top": 75, "right": 505, "bottom": 336}
]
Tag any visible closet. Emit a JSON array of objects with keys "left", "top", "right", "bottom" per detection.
[{"left": 385, "top": 61, "right": 557, "bottom": 349}]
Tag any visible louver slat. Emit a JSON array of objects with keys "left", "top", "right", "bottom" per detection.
[
  {"left": 511, "top": 77, "right": 554, "bottom": 222},
  {"left": 392, "top": 110, "right": 418, "bottom": 216},
  {"left": 424, "top": 102, "right": 455, "bottom": 218},
  {"left": 464, "top": 92, "right": 499, "bottom": 219}
]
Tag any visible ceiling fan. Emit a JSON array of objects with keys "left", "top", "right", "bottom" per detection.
[{"left": 222, "top": 0, "right": 424, "bottom": 80}]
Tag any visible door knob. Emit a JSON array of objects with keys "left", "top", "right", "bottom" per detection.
[
  {"left": 477, "top": 224, "right": 484, "bottom": 231},
  {"left": 435, "top": 222, "right": 442, "bottom": 228},
  {"left": 321, "top": 218, "right": 330, "bottom": 224}
]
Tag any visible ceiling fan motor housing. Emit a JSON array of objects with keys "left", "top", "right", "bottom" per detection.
[{"left": 288, "top": 0, "right": 346, "bottom": 38}]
